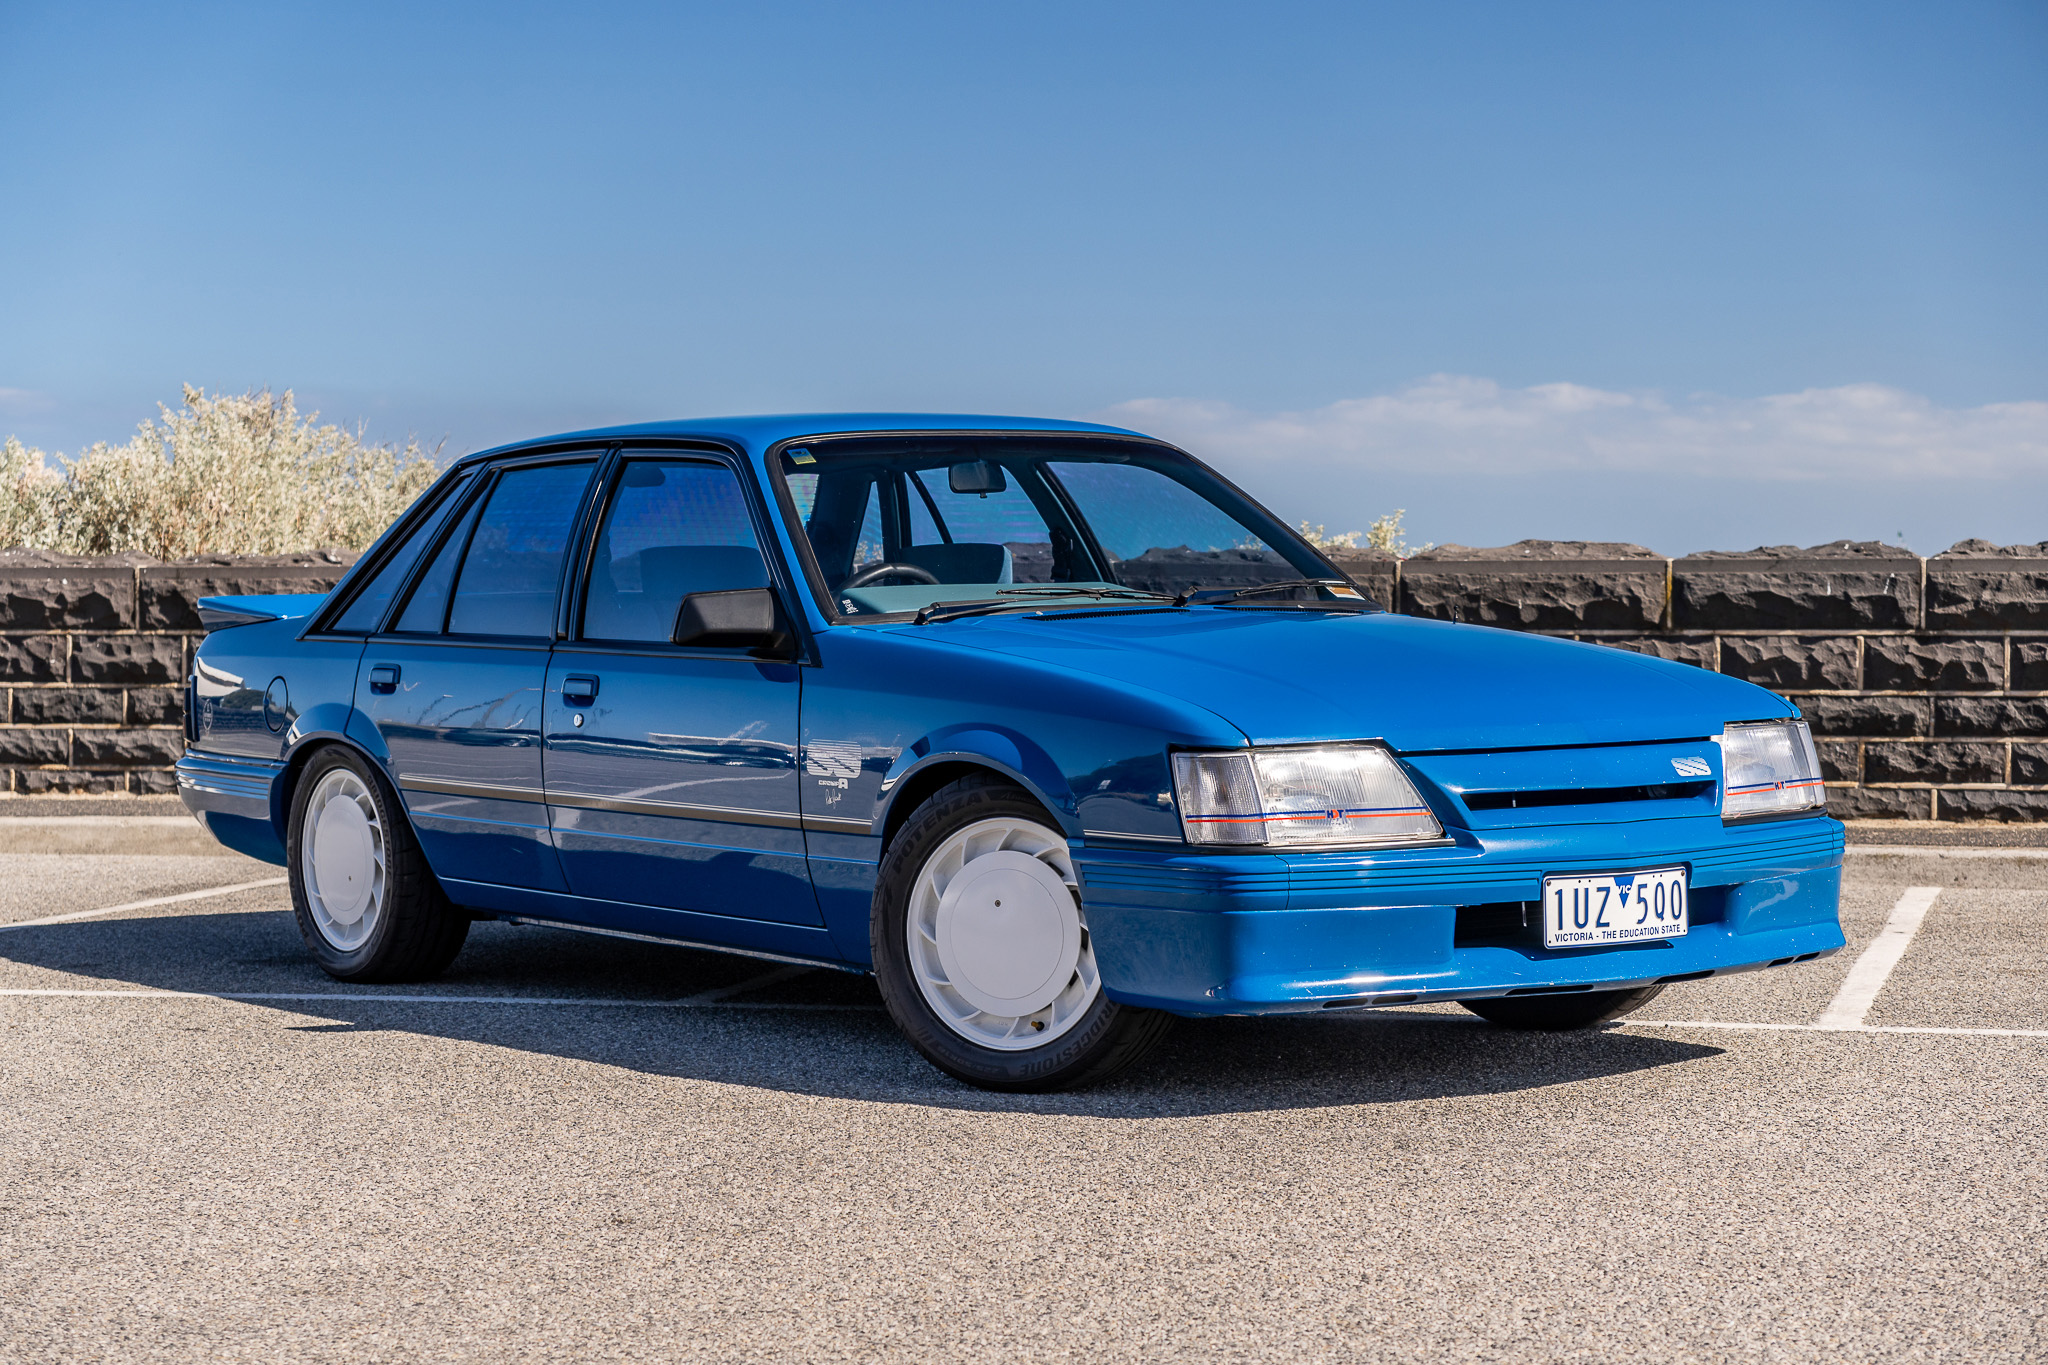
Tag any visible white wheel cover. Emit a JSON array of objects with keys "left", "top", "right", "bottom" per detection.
[
  {"left": 908, "top": 816, "right": 1101, "bottom": 1050},
  {"left": 301, "top": 768, "right": 387, "bottom": 952}
]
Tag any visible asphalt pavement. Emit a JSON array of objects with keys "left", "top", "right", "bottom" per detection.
[{"left": 0, "top": 838, "right": 2042, "bottom": 1362}]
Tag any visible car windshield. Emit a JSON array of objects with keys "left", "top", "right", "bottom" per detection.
[{"left": 774, "top": 435, "right": 1339, "bottom": 619}]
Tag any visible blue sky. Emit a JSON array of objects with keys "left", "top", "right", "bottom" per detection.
[{"left": 2, "top": 1, "right": 2043, "bottom": 554}]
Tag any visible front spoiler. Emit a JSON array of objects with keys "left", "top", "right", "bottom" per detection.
[
  {"left": 1078, "top": 815, "right": 1847, "bottom": 1015},
  {"left": 1088, "top": 885, "right": 1844, "bottom": 1016}
]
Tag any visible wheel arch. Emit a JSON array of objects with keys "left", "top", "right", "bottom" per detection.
[
  {"left": 877, "top": 747, "right": 1072, "bottom": 854},
  {"left": 274, "top": 713, "right": 400, "bottom": 849}
]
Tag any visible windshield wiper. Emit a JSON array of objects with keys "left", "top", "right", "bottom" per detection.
[
  {"left": 1173, "top": 578, "right": 1377, "bottom": 610},
  {"left": 995, "top": 586, "right": 1174, "bottom": 602},
  {"left": 911, "top": 581, "right": 1372, "bottom": 624},
  {"left": 913, "top": 586, "right": 1175, "bottom": 625}
]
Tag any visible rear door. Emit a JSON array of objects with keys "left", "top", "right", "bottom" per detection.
[
  {"left": 542, "top": 452, "right": 818, "bottom": 925},
  {"left": 355, "top": 454, "right": 600, "bottom": 891}
]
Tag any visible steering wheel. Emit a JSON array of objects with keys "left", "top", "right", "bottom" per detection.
[{"left": 841, "top": 561, "right": 941, "bottom": 590}]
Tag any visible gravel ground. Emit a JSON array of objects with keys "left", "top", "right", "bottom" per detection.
[
  {"left": 0, "top": 850, "right": 2042, "bottom": 1363},
  {"left": 1863, "top": 888, "right": 2048, "bottom": 1031}
]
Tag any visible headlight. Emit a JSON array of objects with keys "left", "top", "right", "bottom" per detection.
[
  {"left": 1171, "top": 744, "right": 1443, "bottom": 848},
  {"left": 1719, "top": 720, "right": 1826, "bottom": 819}
]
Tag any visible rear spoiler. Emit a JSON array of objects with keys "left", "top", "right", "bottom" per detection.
[{"left": 196, "top": 593, "right": 332, "bottom": 632}]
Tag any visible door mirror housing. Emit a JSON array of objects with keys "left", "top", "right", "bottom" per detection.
[{"left": 671, "top": 588, "right": 794, "bottom": 657}]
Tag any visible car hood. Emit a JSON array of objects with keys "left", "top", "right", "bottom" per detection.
[{"left": 917, "top": 608, "right": 1789, "bottom": 752}]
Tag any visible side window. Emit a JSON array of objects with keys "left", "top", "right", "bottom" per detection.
[
  {"left": 905, "top": 466, "right": 1055, "bottom": 583},
  {"left": 582, "top": 459, "right": 769, "bottom": 643},
  {"left": 853, "top": 483, "right": 885, "bottom": 571},
  {"left": 910, "top": 469, "right": 1051, "bottom": 549},
  {"left": 329, "top": 473, "right": 471, "bottom": 633},
  {"left": 787, "top": 465, "right": 884, "bottom": 584},
  {"left": 904, "top": 473, "right": 946, "bottom": 546},
  {"left": 786, "top": 470, "right": 820, "bottom": 522},
  {"left": 443, "top": 461, "right": 596, "bottom": 638}
]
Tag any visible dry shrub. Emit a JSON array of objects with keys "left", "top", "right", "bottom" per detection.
[
  {"left": 0, "top": 386, "right": 440, "bottom": 557},
  {"left": 1297, "top": 511, "right": 1432, "bottom": 559}
]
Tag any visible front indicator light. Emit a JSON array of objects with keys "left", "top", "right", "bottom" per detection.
[
  {"left": 1171, "top": 744, "right": 1443, "bottom": 848},
  {"left": 1720, "top": 720, "right": 1826, "bottom": 819}
]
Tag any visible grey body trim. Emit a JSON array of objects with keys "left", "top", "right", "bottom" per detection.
[
  {"left": 401, "top": 776, "right": 873, "bottom": 834},
  {"left": 399, "top": 776, "right": 547, "bottom": 805}
]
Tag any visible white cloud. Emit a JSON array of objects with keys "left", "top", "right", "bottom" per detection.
[
  {"left": 1099, "top": 376, "right": 2048, "bottom": 481},
  {"left": 0, "top": 387, "right": 53, "bottom": 417}
]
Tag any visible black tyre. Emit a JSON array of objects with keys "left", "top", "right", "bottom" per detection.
[
  {"left": 1460, "top": 984, "right": 1666, "bottom": 1030},
  {"left": 286, "top": 745, "right": 469, "bottom": 983},
  {"left": 871, "top": 773, "right": 1172, "bottom": 1092}
]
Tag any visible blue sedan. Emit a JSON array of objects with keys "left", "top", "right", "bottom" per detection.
[{"left": 178, "top": 414, "right": 1844, "bottom": 1090}]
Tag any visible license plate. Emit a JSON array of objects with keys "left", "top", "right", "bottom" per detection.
[{"left": 1541, "top": 867, "right": 1689, "bottom": 948}]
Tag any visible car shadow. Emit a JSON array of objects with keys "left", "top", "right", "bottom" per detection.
[{"left": 0, "top": 910, "right": 1724, "bottom": 1118}]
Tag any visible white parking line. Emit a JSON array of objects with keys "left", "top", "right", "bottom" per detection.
[
  {"left": 0, "top": 877, "right": 289, "bottom": 932},
  {"left": 4, "top": 991, "right": 2038, "bottom": 1035},
  {"left": 1815, "top": 886, "right": 1943, "bottom": 1028},
  {"left": 1345, "top": 1008, "right": 2048, "bottom": 1040},
  {"left": 0, "top": 988, "right": 879, "bottom": 1011},
  {"left": 1625, "top": 1018, "right": 2048, "bottom": 1039},
  {"left": 1845, "top": 845, "right": 2048, "bottom": 860},
  {"left": 3, "top": 873, "right": 2033, "bottom": 1038},
  {"left": 0, "top": 815, "right": 204, "bottom": 828}
]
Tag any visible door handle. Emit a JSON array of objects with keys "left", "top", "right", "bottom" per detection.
[
  {"left": 562, "top": 674, "right": 599, "bottom": 705},
  {"left": 368, "top": 664, "right": 400, "bottom": 694}
]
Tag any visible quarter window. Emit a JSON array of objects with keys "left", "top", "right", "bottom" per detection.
[
  {"left": 392, "top": 494, "right": 482, "bottom": 634},
  {"left": 581, "top": 459, "right": 769, "bottom": 643},
  {"left": 328, "top": 472, "right": 471, "bottom": 633}
]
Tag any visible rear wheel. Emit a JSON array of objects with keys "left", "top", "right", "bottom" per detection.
[
  {"left": 1460, "top": 984, "right": 1666, "bottom": 1030},
  {"left": 872, "top": 774, "right": 1172, "bottom": 1091},
  {"left": 287, "top": 745, "right": 469, "bottom": 983}
]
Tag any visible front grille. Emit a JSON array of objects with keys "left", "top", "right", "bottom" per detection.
[
  {"left": 1454, "top": 901, "right": 1538, "bottom": 948},
  {"left": 1456, "top": 890, "right": 1726, "bottom": 949},
  {"left": 1462, "top": 780, "right": 1712, "bottom": 812}
]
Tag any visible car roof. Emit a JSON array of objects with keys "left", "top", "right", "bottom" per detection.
[{"left": 457, "top": 412, "right": 1156, "bottom": 464}]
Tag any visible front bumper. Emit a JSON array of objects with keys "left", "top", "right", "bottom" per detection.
[{"left": 1077, "top": 814, "right": 1845, "bottom": 1015}]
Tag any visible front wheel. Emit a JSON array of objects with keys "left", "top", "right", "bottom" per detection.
[
  {"left": 1460, "top": 984, "right": 1666, "bottom": 1030},
  {"left": 871, "top": 774, "right": 1171, "bottom": 1091},
  {"left": 287, "top": 745, "right": 470, "bottom": 983}
]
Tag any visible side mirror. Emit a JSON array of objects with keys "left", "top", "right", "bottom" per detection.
[
  {"left": 671, "top": 588, "right": 794, "bottom": 657},
  {"left": 948, "top": 459, "right": 1006, "bottom": 495}
]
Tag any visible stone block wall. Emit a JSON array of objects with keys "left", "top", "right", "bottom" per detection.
[
  {"left": 1331, "top": 538, "right": 2048, "bottom": 822},
  {"left": 3, "top": 541, "right": 2045, "bottom": 820},
  {"left": 0, "top": 552, "right": 355, "bottom": 794}
]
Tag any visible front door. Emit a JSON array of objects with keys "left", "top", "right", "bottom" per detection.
[
  {"left": 543, "top": 454, "right": 818, "bottom": 926},
  {"left": 356, "top": 456, "right": 599, "bottom": 892}
]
